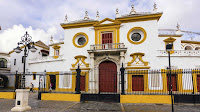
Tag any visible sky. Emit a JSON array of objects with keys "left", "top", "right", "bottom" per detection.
[{"left": 0, "top": 0, "right": 200, "bottom": 53}]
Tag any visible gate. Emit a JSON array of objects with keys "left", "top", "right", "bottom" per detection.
[{"left": 81, "top": 61, "right": 120, "bottom": 102}]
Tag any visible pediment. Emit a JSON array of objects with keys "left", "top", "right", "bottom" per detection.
[
  {"left": 94, "top": 18, "right": 121, "bottom": 26},
  {"left": 100, "top": 20, "right": 114, "bottom": 25}
]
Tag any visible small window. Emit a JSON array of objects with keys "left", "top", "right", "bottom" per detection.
[
  {"left": 33, "top": 74, "right": 36, "bottom": 80},
  {"left": 0, "top": 58, "right": 7, "bottom": 68},
  {"left": 14, "top": 59, "right": 16, "bottom": 65},
  {"left": 185, "top": 46, "right": 193, "bottom": 50},
  {"left": 131, "top": 33, "right": 141, "bottom": 42},
  {"left": 195, "top": 47, "right": 200, "bottom": 50},
  {"left": 78, "top": 37, "right": 86, "bottom": 45},
  {"left": 55, "top": 49, "right": 59, "bottom": 56}
]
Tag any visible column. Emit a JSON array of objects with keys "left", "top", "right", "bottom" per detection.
[
  {"left": 120, "top": 51, "right": 125, "bottom": 66},
  {"left": 89, "top": 53, "right": 95, "bottom": 93}
]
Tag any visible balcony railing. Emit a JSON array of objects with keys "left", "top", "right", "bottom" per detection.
[
  {"left": 29, "top": 55, "right": 64, "bottom": 64},
  {"left": 90, "top": 43, "right": 126, "bottom": 50},
  {"left": 157, "top": 50, "right": 200, "bottom": 57}
]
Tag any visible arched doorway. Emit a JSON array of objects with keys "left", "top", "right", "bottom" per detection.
[
  {"left": 0, "top": 75, "right": 8, "bottom": 88},
  {"left": 99, "top": 61, "right": 117, "bottom": 93}
]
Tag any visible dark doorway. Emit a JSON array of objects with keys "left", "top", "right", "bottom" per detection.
[
  {"left": 197, "top": 75, "right": 200, "bottom": 92},
  {"left": 50, "top": 75, "right": 56, "bottom": 90}
]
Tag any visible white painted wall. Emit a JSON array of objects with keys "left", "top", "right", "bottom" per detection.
[{"left": 6, "top": 16, "right": 200, "bottom": 90}]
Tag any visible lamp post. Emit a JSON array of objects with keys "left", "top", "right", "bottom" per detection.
[
  {"left": 166, "top": 43, "right": 174, "bottom": 112},
  {"left": 13, "top": 31, "right": 37, "bottom": 89}
]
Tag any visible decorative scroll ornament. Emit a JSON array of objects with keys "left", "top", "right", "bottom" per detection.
[
  {"left": 72, "top": 55, "right": 89, "bottom": 68},
  {"left": 84, "top": 11, "right": 89, "bottom": 20},
  {"left": 127, "top": 53, "right": 148, "bottom": 66},
  {"left": 130, "top": 4, "right": 136, "bottom": 14}
]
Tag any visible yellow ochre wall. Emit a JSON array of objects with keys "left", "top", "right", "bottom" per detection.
[
  {"left": 0, "top": 92, "right": 16, "bottom": 99},
  {"left": 120, "top": 95, "right": 172, "bottom": 104},
  {"left": 41, "top": 93, "right": 80, "bottom": 102}
]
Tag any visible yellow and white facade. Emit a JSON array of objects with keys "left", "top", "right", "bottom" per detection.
[{"left": 7, "top": 5, "right": 200, "bottom": 94}]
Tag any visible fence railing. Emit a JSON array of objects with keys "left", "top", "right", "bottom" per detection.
[
  {"left": 29, "top": 55, "right": 64, "bottom": 64},
  {"left": 0, "top": 72, "right": 77, "bottom": 93},
  {"left": 121, "top": 69, "right": 200, "bottom": 95},
  {"left": 157, "top": 50, "right": 200, "bottom": 57},
  {"left": 1, "top": 68, "right": 200, "bottom": 95}
]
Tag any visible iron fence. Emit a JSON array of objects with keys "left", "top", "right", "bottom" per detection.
[
  {"left": 123, "top": 69, "right": 200, "bottom": 95},
  {"left": 1, "top": 68, "right": 200, "bottom": 95}
]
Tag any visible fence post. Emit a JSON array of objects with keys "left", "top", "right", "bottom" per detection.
[
  {"left": 120, "top": 63, "right": 125, "bottom": 95},
  {"left": 76, "top": 65, "right": 81, "bottom": 94},
  {"left": 15, "top": 70, "right": 18, "bottom": 89},
  {"left": 44, "top": 70, "right": 46, "bottom": 92}
]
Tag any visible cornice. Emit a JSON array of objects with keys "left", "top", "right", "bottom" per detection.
[
  {"left": 181, "top": 40, "right": 200, "bottom": 44},
  {"left": 115, "top": 13, "right": 163, "bottom": 23}
]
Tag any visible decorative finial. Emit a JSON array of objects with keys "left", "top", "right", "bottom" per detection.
[
  {"left": 65, "top": 14, "right": 67, "bottom": 20},
  {"left": 96, "top": 10, "right": 99, "bottom": 20},
  {"left": 84, "top": 10, "right": 89, "bottom": 20},
  {"left": 130, "top": 4, "right": 136, "bottom": 14},
  {"left": 97, "top": 10, "right": 99, "bottom": 17},
  {"left": 50, "top": 35, "right": 53, "bottom": 44},
  {"left": 64, "top": 14, "right": 68, "bottom": 23},
  {"left": 176, "top": 23, "right": 182, "bottom": 35},
  {"left": 176, "top": 23, "right": 180, "bottom": 30},
  {"left": 190, "top": 37, "right": 193, "bottom": 41},
  {"left": 153, "top": 3, "right": 157, "bottom": 12},
  {"left": 116, "top": 8, "right": 119, "bottom": 14},
  {"left": 116, "top": 8, "right": 120, "bottom": 18}
]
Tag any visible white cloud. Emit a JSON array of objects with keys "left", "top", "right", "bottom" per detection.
[{"left": 0, "top": 25, "right": 57, "bottom": 53}]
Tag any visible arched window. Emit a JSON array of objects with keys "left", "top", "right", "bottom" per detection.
[
  {"left": 184, "top": 46, "right": 193, "bottom": 50},
  {"left": 0, "top": 58, "right": 7, "bottom": 68},
  {"left": 195, "top": 47, "right": 200, "bottom": 50}
]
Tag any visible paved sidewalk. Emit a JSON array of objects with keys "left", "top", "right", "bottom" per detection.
[{"left": 1, "top": 92, "right": 200, "bottom": 112}]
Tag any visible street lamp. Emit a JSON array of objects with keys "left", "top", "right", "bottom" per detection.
[
  {"left": 166, "top": 43, "right": 174, "bottom": 112},
  {"left": 13, "top": 31, "right": 37, "bottom": 89}
]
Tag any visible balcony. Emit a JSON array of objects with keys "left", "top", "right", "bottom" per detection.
[
  {"left": 29, "top": 55, "right": 64, "bottom": 64},
  {"left": 157, "top": 50, "right": 200, "bottom": 57},
  {"left": 88, "top": 43, "right": 127, "bottom": 53}
]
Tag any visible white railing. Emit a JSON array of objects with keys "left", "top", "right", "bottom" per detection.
[
  {"left": 157, "top": 50, "right": 200, "bottom": 57},
  {"left": 29, "top": 55, "right": 64, "bottom": 64},
  {"left": 90, "top": 43, "right": 125, "bottom": 50}
]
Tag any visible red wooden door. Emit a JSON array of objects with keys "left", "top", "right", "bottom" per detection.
[
  {"left": 132, "top": 75, "right": 144, "bottom": 91},
  {"left": 197, "top": 75, "right": 200, "bottom": 92},
  {"left": 80, "top": 76, "right": 85, "bottom": 91},
  {"left": 167, "top": 74, "right": 177, "bottom": 91},
  {"left": 102, "top": 33, "right": 112, "bottom": 44},
  {"left": 99, "top": 61, "right": 117, "bottom": 92}
]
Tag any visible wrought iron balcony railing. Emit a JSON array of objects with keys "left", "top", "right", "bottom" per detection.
[{"left": 89, "top": 43, "right": 126, "bottom": 50}]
